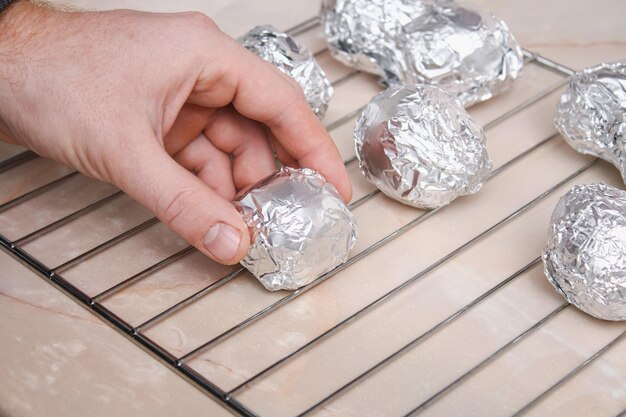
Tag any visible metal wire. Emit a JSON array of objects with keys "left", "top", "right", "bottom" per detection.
[
  {"left": 0, "top": 73, "right": 365, "bottom": 287},
  {"left": 281, "top": 158, "right": 597, "bottom": 415},
  {"left": 229, "top": 256, "right": 544, "bottom": 397},
  {"left": 0, "top": 150, "right": 37, "bottom": 174},
  {"left": 226, "top": 153, "right": 588, "bottom": 397},
  {"left": 0, "top": 48, "right": 357, "bottom": 239},
  {"left": 284, "top": 15, "right": 320, "bottom": 37},
  {"left": 61, "top": 65, "right": 564, "bottom": 379},
  {"left": 512, "top": 329, "right": 626, "bottom": 416},
  {"left": 0, "top": 13, "right": 617, "bottom": 417},
  {"left": 0, "top": 229, "right": 258, "bottom": 417},
  {"left": 0, "top": 171, "right": 78, "bottom": 212},
  {"left": 133, "top": 181, "right": 385, "bottom": 333},
  {"left": 176, "top": 84, "right": 568, "bottom": 363},
  {"left": 293, "top": 48, "right": 589, "bottom": 417},
  {"left": 0, "top": 97, "right": 387, "bottom": 348},
  {"left": 333, "top": 71, "right": 361, "bottom": 89},
  {"left": 14, "top": 191, "right": 124, "bottom": 245},
  {"left": 403, "top": 304, "right": 571, "bottom": 417},
  {"left": 136, "top": 266, "right": 246, "bottom": 333},
  {"left": 482, "top": 77, "right": 566, "bottom": 131},
  {"left": 532, "top": 54, "right": 575, "bottom": 77},
  {"left": 313, "top": 47, "right": 329, "bottom": 58},
  {"left": 51, "top": 217, "right": 160, "bottom": 273},
  {"left": 326, "top": 105, "right": 365, "bottom": 132},
  {"left": 92, "top": 245, "right": 195, "bottom": 301}
]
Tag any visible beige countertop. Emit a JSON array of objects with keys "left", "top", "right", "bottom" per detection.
[{"left": 1, "top": 1, "right": 626, "bottom": 416}]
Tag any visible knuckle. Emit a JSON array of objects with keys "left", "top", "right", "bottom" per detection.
[
  {"left": 155, "top": 187, "right": 198, "bottom": 230},
  {"left": 266, "top": 81, "right": 306, "bottom": 124},
  {"left": 183, "top": 11, "right": 218, "bottom": 32},
  {"left": 278, "top": 71, "right": 305, "bottom": 99}
]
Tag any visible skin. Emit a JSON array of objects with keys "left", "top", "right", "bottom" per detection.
[{"left": 0, "top": 1, "right": 352, "bottom": 265}]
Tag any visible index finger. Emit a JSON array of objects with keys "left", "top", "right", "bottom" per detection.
[{"left": 191, "top": 32, "right": 352, "bottom": 202}]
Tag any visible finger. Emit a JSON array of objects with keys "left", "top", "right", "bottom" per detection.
[
  {"left": 270, "top": 134, "right": 298, "bottom": 168},
  {"left": 117, "top": 143, "right": 249, "bottom": 265},
  {"left": 163, "top": 103, "right": 214, "bottom": 156},
  {"left": 189, "top": 34, "right": 352, "bottom": 202},
  {"left": 204, "top": 107, "right": 276, "bottom": 191},
  {"left": 173, "top": 132, "right": 236, "bottom": 201}
]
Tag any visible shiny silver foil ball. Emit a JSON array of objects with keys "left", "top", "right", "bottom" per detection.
[
  {"left": 239, "top": 25, "right": 333, "bottom": 118},
  {"left": 555, "top": 62, "right": 626, "bottom": 184},
  {"left": 354, "top": 84, "right": 492, "bottom": 209},
  {"left": 321, "top": 0, "right": 524, "bottom": 106},
  {"left": 234, "top": 167, "right": 357, "bottom": 291},
  {"left": 543, "top": 183, "right": 626, "bottom": 321}
]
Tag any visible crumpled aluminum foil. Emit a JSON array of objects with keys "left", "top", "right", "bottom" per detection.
[
  {"left": 234, "top": 167, "right": 357, "bottom": 291},
  {"left": 354, "top": 84, "right": 492, "bottom": 209},
  {"left": 239, "top": 25, "right": 333, "bottom": 118},
  {"left": 321, "top": 0, "right": 426, "bottom": 75},
  {"left": 321, "top": 0, "right": 524, "bottom": 106},
  {"left": 555, "top": 62, "right": 626, "bottom": 184},
  {"left": 542, "top": 183, "right": 626, "bottom": 321}
]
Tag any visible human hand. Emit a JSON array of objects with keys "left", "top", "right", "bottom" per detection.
[{"left": 0, "top": 2, "right": 352, "bottom": 265}]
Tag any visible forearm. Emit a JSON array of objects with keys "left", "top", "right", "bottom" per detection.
[{"left": 0, "top": 0, "right": 50, "bottom": 145}]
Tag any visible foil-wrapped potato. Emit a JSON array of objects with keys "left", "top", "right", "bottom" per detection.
[
  {"left": 235, "top": 167, "right": 357, "bottom": 291},
  {"left": 354, "top": 84, "right": 492, "bottom": 209},
  {"left": 543, "top": 183, "right": 626, "bottom": 321},
  {"left": 555, "top": 62, "right": 626, "bottom": 184},
  {"left": 239, "top": 25, "right": 333, "bottom": 118},
  {"left": 321, "top": 0, "right": 524, "bottom": 106}
]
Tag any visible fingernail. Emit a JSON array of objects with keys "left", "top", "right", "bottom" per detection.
[{"left": 203, "top": 222, "right": 242, "bottom": 263}]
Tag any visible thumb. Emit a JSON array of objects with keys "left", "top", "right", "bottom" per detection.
[{"left": 116, "top": 146, "right": 250, "bottom": 265}]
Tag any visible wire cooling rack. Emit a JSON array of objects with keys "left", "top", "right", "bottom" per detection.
[{"left": 1, "top": 15, "right": 626, "bottom": 417}]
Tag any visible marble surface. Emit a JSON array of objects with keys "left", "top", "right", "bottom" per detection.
[
  {"left": 1, "top": 0, "right": 626, "bottom": 416},
  {"left": 0, "top": 250, "right": 231, "bottom": 417}
]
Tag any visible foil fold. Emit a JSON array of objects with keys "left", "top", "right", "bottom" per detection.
[
  {"left": 239, "top": 25, "right": 333, "bottom": 118},
  {"left": 555, "top": 62, "right": 626, "bottom": 184},
  {"left": 321, "top": 0, "right": 524, "bottom": 106},
  {"left": 542, "top": 183, "right": 626, "bottom": 321},
  {"left": 235, "top": 167, "right": 357, "bottom": 291},
  {"left": 354, "top": 84, "right": 492, "bottom": 209}
]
